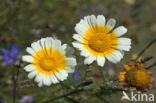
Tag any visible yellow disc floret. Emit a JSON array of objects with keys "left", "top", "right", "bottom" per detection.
[
  {"left": 118, "top": 61, "right": 154, "bottom": 91},
  {"left": 83, "top": 26, "right": 118, "bottom": 56},
  {"left": 33, "top": 49, "right": 66, "bottom": 76},
  {"left": 125, "top": 68, "right": 154, "bottom": 90}
]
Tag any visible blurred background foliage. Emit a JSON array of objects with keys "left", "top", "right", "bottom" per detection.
[{"left": 0, "top": 0, "right": 156, "bottom": 103}]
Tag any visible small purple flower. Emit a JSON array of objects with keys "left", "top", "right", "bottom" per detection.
[
  {"left": 96, "top": 7, "right": 103, "bottom": 14},
  {"left": 87, "top": 6, "right": 94, "bottom": 12},
  {"left": 20, "top": 95, "right": 34, "bottom": 103},
  {"left": 0, "top": 100, "right": 3, "bottom": 103},
  {"left": 1, "top": 44, "right": 22, "bottom": 64},
  {"left": 72, "top": 68, "right": 80, "bottom": 81}
]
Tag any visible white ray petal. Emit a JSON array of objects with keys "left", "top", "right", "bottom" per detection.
[
  {"left": 97, "top": 56, "right": 105, "bottom": 67},
  {"left": 112, "top": 51, "right": 123, "bottom": 61},
  {"left": 118, "top": 45, "right": 131, "bottom": 51},
  {"left": 79, "top": 19, "right": 90, "bottom": 30},
  {"left": 97, "top": 15, "right": 106, "bottom": 26},
  {"left": 106, "top": 51, "right": 123, "bottom": 63},
  {"left": 118, "top": 38, "right": 131, "bottom": 45},
  {"left": 90, "top": 15, "right": 97, "bottom": 27},
  {"left": 35, "top": 73, "right": 44, "bottom": 82},
  {"left": 62, "top": 44, "right": 67, "bottom": 50},
  {"left": 38, "top": 80, "right": 43, "bottom": 87},
  {"left": 59, "top": 70, "right": 68, "bottom": 79},
  {"left": 72, "top": 42, "right": 84, "bottom": 50},
  {"left": 106, "top": 54, "right": 119, "bottom": 64},
  {"left": 40, "top": 38, "right": 46, "bottom": 49},
  {"left": 84, "top": 55, "right": 96, "bottom": 64},
  {"left": 50, "top": 75, "right": 59, "bottom": 84},
  {"left": 113, "top": 26, "right": 127, "bottom": 37},
  {"left": 66, "top": 57, "right": 77, "bottom": 66},
  {"left": 75, "top": 24, "right": 87, "bottom": 37},
  {"left": 24, "top": 64, "right": 36, "bottom": 72},
  {"left": 106, "top": 18, "right": 116, "bottom": 30},
  {"left": 80, "top": 49, "right": 92, "bottom": 57},
  {"left": 26, "top": 47, "right": 35, "bottom": 56},
  {"left": 73, "top": 34, "right": 84, "bottom": 43},
  {"left": 54, "top": 39, "right": 61, "bottom": 50},
  {"left": 28, "top": 70, "right": 38, "bottom": 79},
  {"left": 66, "top": 67, "right": 74, "bottom": 73},
  {"left": 22, "top": 55, "right": 34, "bottom": 63},
  {"left": 45, "top": 38, "right": 52, "bottom": 49},
  {"left": 55, "top": 72, "right": 66, "bottom": 81},
  {"left": 43, "top": 76, "right": 51, "bottom": 86},
  {"left": 31, "top": 42, "right": 42, "bottom": 52}
]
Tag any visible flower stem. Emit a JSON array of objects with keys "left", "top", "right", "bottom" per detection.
[
  {"left": 98, "top": 67, "right": 107, "bottom": 83},
  {"left": 136, "top": 38, "right": 156, "bottom": 60},
  {"left": 43, "top": 88, "right": 83, "bottom": 103},
  {"left": 13, "top": 67, "right": 20, "bottom": 103}
]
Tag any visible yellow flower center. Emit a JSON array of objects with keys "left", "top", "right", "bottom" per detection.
[
  {"left": 83, "top": 26, "right": 118, "bottom": 56},
  {"left": 33, "top": 49, "right": 66, "bottom": 75},
  {"left": 125, "top": 69, "right": 154, "bottom": 90},
  {"left": 88, "top": 32, "right": 111, "bottom": 52},
  {"left": 40, "top": 57, "right": 55, "bottom": 71}
]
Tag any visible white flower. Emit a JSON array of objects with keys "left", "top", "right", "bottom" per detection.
[
  {"left": 22, "top": 37, "right": 77, "bottom": 87},
  {"left": 72, "top": 15, "right": 131, "bottom": 67}
]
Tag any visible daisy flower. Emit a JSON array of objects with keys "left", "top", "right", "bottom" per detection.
[
  {"left": 118, "top": 61, "right": 154, "bottom": 91},
  {"left": 22, "top": 37, "right": 77, "bottom": 87},
  {"left": 72, "top": 15, "right": 131, "bottom": 67}
]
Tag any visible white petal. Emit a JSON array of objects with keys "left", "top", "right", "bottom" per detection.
[
  {"left": 66, "top": 67, "right": 74, "bottom": 73},
  {"left": 113, "top": 26, "right": 127, "bottom": 37},
  {"left": 84, "top": 55, "right": 96, "bottom": 64},
  {"left": 28, "top": 70, "right": 38, "bottom": 79},
  {"left": 106, "top": 18, "right": 116, "bottom": 30},
  {"left": 79, "top": 19, "right": 90, "bottom": 30},
  {"left": 55, "top": 72, "right": 66, "bottom": 81},
  {"left": 43, "top": 76, "right": 51, "bottom": 86},
  {"left": 112, "top": 51, "right": 123, "bottom": 61},
  {"left": 26, "top": 47, "right": 35, "bottom": 56},
  {"left": 35, "top": 73, "right": 44, "bottom": 82},
  {"left": 31, "top": 42, "right": 42, "bottom": 52},
  {"left": 38, "top": 81, "right": 43, "bottom": 87},
  {"left": 59, "top": 70, "right": 68, "bottom": 79},
  {"left": 97, "top": 56, "right": 105, "bottom": 67},
  {"left": 72, "top": 42, "right": 84, "bottom": 50},
  {"left": 80, "top": 50, "right": 91, "bottom": 57},
  {"left": 118, "top": 38, "right": 131, "bottom": 45},
  {"left": 75, "top": 24, "right": 87, "bottom": 37},
  {"left": 90, "top": 15, "right": 97, "bottom": 27},
  {"left": 73, "top": 34, "right": 84, "bottom": 43},
  {"left": 66, "top": 57, "right": 77, "bottom": 66},
  {"left": 45, "top": 38, "right": 52, "bottom": 49},
  {"left": 40, "top": 38, "right": 46, "bottom": 49},
  {"left": 97, "top": 15, "right": 106, "bottom": 26},
  {"left": 62, "top": 44, "right": 67, "bottom": 50},
  {"left": 106, "top": 51, "right": 123, "bottom": 63},
  {"left": 22, "top": 55, "right": 34, "bottom": 63},
  {"left": 54, "top": 39, "right": 61, "bottom": 50},
  {"left": 106, "top": 54, "right": 117, "bottom": 63},
  {"left": 50, "top": 75, "right": 59, "bottom": 84},
  {"left": 84, "top": 16, "right": 91, "bottom": 26},
  {"left": 24, "top": 64, "right": 36, "bottom": 72},
  {"left": 118, "top": 45, "right": 131, "bottom": 51}
]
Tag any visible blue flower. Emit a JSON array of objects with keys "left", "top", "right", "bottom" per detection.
[
  {"left": 0, "top": 100, "right": 3, "bottom": 103},
  {"left": 1, "top": 44, "right": 22, "bottom": 64},
  {"left": 72, "top": 68, "right": 80, "bottom": 81}
]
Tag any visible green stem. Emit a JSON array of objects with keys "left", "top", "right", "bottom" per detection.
[
  {"left": 42, "top": 88, "right": 83, "bottom": 103},
  {"left": 13, "top": 67, "right": 20, "bottom": 103},
  {"left": 98, "top": 67, "right": 107, "bottom": 82},
  {"left": 136, "top": 38, "right": 156, "bottom": 60},
  {"left": 82, "top": 65, "right": 89, "bottom": 81}
]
